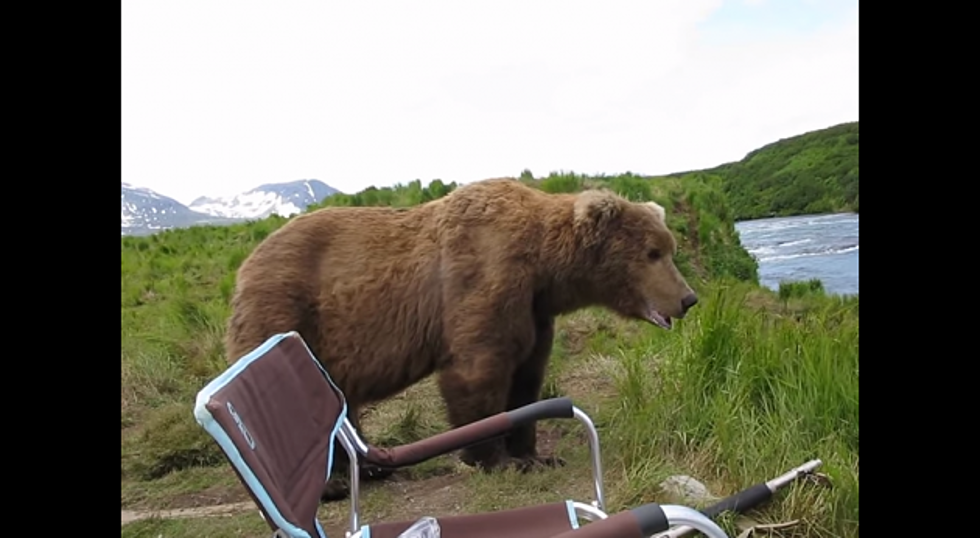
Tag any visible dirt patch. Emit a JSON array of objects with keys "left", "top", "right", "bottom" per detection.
[
  {"left": 165, "top": 483, "right": 252, "bottom": 510},
  {"left": 122, "top": 502, "right": 256, "bottom": 526},
  {"left": 374, "top": 472, "right": 470, "bottom": 517},
  {"left": 120, "top": 482, "right": 255, "bottom": 527}
]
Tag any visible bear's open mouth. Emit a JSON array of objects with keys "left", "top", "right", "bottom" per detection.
[{"left": 644, "top": 308, "right": 672, "bottom": 330}]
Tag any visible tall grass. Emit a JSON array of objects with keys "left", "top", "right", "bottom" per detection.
[
  {"left": 778, "top": 278, "right": 826, "bottom": 300},
  {"left": 603, "top": 281, "right": 858, "bottom": 536}
]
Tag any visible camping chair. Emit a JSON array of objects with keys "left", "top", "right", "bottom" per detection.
[{"left": 194, "top": 331, "right": 730, "bottom": 538}]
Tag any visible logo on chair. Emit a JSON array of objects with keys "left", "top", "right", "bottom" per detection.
[{"left": 226, "top": 401, "right": 256, "bottom": 450}]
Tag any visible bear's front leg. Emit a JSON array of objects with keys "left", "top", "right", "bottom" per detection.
[
  {"left": 503, "top": 314, "right": 564, "bottom": 470},
  {"left": 437, "top": 362, "right": 514, "bottom": 471},
  {"left": 438, "top": 279, "right": 557, "bottom": 472}
]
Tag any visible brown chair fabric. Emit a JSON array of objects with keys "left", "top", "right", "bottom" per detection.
[
  {"left": 548, "top": 510, "right": 645, "bottom": 538},
  {"left": 364, "top": 501, "right": 577, "bottom": 538},
  {"left": 197, "top": 332, "right": 347, "bottom": 536}
]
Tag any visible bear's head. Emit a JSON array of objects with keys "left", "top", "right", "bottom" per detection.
[{"left": 572, "top": 189, "right": 698, "bottom": 330}]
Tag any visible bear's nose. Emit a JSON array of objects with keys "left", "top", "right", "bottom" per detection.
[{"left": 680, "top": 293, "right": 698, "bottom": 314}]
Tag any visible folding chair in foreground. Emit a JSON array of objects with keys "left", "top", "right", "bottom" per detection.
[{"left": 194, "top": 331, "right": 730, "bottom": 538}]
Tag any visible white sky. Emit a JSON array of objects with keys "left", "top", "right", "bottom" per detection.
[{"left": 121, "top": 0, "right": 858, "bottom": 205}]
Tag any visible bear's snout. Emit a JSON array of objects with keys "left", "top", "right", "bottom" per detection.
[{"left": 679, "top": 293, "right": 698, "bottom": 317}]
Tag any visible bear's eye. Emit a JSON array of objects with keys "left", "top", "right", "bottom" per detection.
[{"left": 647, "top": 248, "right": 662, "bottom": 261}]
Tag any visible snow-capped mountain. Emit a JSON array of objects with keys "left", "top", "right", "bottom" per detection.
[
  {"left": 121, "top": 179, "right": 342, "bottom": 236},
  {"left": 121, "top": 183, "right": 241, "bottom": 236},
  {"left": 189, "top": 179, "right": 339, "bottom": 220}
]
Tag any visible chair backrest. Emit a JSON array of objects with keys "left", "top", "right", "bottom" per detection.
[{"left": 194, "top": 331, "right": 349, "bottom": 538}]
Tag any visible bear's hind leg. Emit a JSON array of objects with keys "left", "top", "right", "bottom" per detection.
[{"left": 504, "top": 315, "right": 565, "bottom": 469}]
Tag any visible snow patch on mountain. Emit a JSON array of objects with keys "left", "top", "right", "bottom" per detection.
[
  {"left": 122, "top": 179, "right": 342, "bottom": 236},
  {"left": 189, "top": 179, "right": 339, "bottom": 220},
  {"left": 189, "top": 190, "right": 303, "bottom": 219},
  {"left": 121, "top": 183, "right": 245, "bottom": 236}
]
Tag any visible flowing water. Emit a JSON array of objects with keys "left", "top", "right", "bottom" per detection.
[{"left": 734, "top": 212, "right": 859, "bottom": 296}]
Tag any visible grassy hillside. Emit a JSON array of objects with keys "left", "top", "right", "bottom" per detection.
[
  {"left": 694, "top": 122, "right": 859, "bottom": 220},
  {"left": 121, "top": 173, "right": 858, "bottom": 537}
]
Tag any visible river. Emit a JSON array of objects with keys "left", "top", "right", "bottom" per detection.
[{"left": 734, "top": 212, "right": 859, "bottom": 296}]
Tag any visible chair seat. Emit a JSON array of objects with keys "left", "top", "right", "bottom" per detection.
[{"left": 361, "top": 500, "right": 581, "bottom": 538}]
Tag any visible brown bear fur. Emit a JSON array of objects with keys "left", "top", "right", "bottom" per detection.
[{"left": 223, "top": 177, "right": 698, "bottom": 500}]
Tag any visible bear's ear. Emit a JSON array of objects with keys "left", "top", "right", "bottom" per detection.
[
  {"left": 573, "top": 189, "right": 623, "bottom": 245},
  {"left": 644, "top": 201, "right": 667, "bottom": 224}
]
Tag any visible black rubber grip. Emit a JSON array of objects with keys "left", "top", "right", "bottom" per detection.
[
  {"left": 630, "top": 502, "right": 670, "bottom": 535},
  {"left": 505, "top": 397, "right": 574, "bottom": 427},
  {"left": 701, "top": 483, "right": 772, "bottom": 518}
]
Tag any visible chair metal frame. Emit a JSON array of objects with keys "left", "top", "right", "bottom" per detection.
[{"left": 335, "top": 405, "right": 610, "bottom": 536}]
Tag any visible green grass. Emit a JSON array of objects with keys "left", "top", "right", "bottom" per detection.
[
  {"left": 599, "top": 282, "right": 859, "bottom": 536},
  {"left": 120, "top": 172, "right": 857, "bottom": 537},
  {"left": 778, "top": 278, "right": 827, "bottom": 300}
]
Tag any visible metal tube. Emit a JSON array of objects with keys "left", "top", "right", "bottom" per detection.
[
  {"left": 342, "top": 419, "right": 370, "bottom": 455},
  {"left": 654, "top": 521, "right": 699, "bottom": 537},
  {"left": 572, "top": 501, "right": 609, "bottom": 523},
  {"left": 572, "top": 406, "right": 606, "bottom": 511},
  {"left": 766, "top": 459, "right": 822, "bottom": 491},
  {"left": 659, "top": 505, "right": 730, "bottom": 538},
  {"left": 337, "top": 432, "right": 361, "bottom": 537},
  {"left": 652, "top": 459, "right": 824, "bottom": 538}
]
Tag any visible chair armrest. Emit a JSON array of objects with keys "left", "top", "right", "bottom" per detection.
[
  {"left": 362, "top": 397, "right": 574, "bottom": 468},
  {"left": 549, "top": 503, "right": 668, "bottom": 538},
  {"left": 550, "top": 503, "right": 731, "bottom": 538}
]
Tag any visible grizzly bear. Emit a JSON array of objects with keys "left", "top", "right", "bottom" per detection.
[{"left": 223, "top": 177, "right": 698, "bottom": 500}]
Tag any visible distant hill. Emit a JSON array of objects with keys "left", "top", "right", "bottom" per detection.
[{"left": 699, "top": 122, "right": 858, "bottom": 220}]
